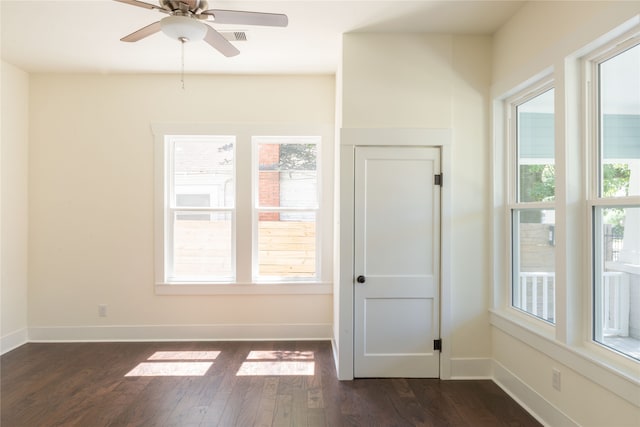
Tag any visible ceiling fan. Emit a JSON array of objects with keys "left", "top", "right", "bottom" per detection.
[{"left": 114, "top": 0, "right": 288, "bottom": 57}]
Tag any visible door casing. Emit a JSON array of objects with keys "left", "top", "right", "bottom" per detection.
[{"left": 336, "top": 128, "right": 452, "bottom": 380}]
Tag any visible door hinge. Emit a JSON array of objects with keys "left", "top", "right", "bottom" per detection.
[
  {"left": 433, "top": 339, "right": 442, "bottom": 351},
  {"left": 434, "top": 173, "right": 443, "bottom": 186}
]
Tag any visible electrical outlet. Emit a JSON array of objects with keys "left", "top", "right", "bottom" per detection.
[
  {"left": 98, "top": 304, "right": 107, "bottom": 317},
  {"left": 552, "top": 368, "right": 561, "bottom": 391}
]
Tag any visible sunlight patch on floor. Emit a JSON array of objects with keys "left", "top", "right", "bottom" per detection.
[
  {"left": 148, "top": 351, "right": 221, "bottom": 360},
  {"left": 125, "top": 361, "right": 213, "bottom": 377},
  {"left": 125, "top": 350, "right": 220, "bottom": 377},
  {"left": 237, "top": 350, "right": 315, "bottom": 376},
  {"left": 237, "top": 361, "right": 315, "bottom": 376},
  {"left": 246, "top": 350, "right": 314, "bottom": 360}
]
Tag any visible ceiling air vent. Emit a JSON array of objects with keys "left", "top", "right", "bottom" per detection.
[{"left": 220, "top": 31, "right": 248, "bottom": 42}]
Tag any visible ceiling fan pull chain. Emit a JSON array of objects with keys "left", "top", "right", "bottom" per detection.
[{"left": 180, "top": 37, "right": 186, "bottom": 90}]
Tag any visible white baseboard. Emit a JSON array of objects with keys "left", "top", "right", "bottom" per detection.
[
  {"left": 28, "top": 323, "right": 332, "bottom": 342},
  {"left": 1, "top": 328, "right": 28, "bottom": 355},
  {"left": 448, "top": 357, "right": 492, "bottom": 379},
  {"left": 493, "top": 360, "right": 578, "bottom": 427}
]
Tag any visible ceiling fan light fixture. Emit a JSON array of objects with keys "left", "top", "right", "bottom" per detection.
[{"left": 160, "top": 15, "right": 207, "bottom": 42}]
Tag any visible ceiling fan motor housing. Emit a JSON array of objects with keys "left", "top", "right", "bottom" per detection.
[{"left": 161, "top": 0, "right": 208, "bottom": 14}]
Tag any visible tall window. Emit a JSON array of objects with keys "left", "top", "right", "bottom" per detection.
[
  {"left": 509, "top": 85, "right": 556, "bottom": 323},
  {"left": 167, "top": 135, "right": 235, "bottom": 282},
  {"left": 254, "top": 137, "right": 320, "bottom": 281},
  {"left": 589, "top": 42, "right": 640, "bottom": 360}
]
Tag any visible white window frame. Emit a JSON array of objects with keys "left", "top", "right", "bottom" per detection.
[
  {"left": 152, "top": 123, "right": 333, "bottom": 295},
  {"left": 252, "top": 136, "right": 322, "bottom": 283},
  {"left": 492, "top": 19, "right": 640, "bottom": 410},
  {"left": 165, "top": 134, "right": 237, "bottom": 283},
  {"left": 584, "top": 33, "right": 640, "bottom": 360},
  {"left": 505, "top": 78, "right": 557, "bottom": 325}
]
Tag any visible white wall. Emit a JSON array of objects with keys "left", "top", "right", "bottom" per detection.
[
  {"left": 337, "top": 33, "right": 492, "bottom": 379},
  {"left": 27, "top": 73, "right": 335, "bottom": 341},
  {"left": 492, "top": 2, "right": 640, "bottom": 426},
  {"left": 1, "top": 61, "right": 29, "bottom": 353},
  {"left": 493, "top": 0, "right": 640, "bottom": 95}
]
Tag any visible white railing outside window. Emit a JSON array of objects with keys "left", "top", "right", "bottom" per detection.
[
  {"left": 600, "top": 272, "right": 630, "bottom": 337},
  {"left": 517, "top": 271, "right": 631, "bottom": 335},
  {"left": 517, "top": 272, "right": 556, "bottom": 322}
]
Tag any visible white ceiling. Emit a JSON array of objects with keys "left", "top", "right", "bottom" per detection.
[{"left": 1, "top": 0, "right": 525, "bottom": 74}]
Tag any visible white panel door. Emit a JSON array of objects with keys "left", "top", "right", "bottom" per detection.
[{"left": 354, "top": 146, "right": 441, "bottom": 378}]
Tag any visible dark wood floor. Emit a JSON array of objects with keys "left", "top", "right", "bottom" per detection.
[{"left": 1, "top": 341, "right": 541, "bottom": 427}]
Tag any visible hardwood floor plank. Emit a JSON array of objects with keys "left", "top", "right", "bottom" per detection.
[
  {"left": 254, "top": 376, "right": 279, "bottom": 427},
  {"left": 306, "top": 407, "right": 327, "bottom": 427},
  {"left": 1, "top": 341, "right": 541, "bottom": 427},
  {"left": 272, "top": 394, "right": 293, "bottom": 426},
  {"left": 306, "top": 387, "right": 324, "bottom": 409}
]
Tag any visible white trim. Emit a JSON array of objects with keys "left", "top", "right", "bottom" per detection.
[
  {"left": 331, "top": 337, "right": 340, "bottom": 378},
  {"left": 336, "top": 143, "right": 355, "bottom": 380},
  {"left": 0, "top": 328, "right": 28, "bottom": 355},
  {"left": 490, "top": 309, "right": 640, "bottom": 407},
  {"left": 151, "top": 122, "right": 334, "bottom": 292},
  {"left": 448, "top": 358, "right": 492, "bottom": 379},
  {"left": 155, "top": 282, "right": 332, "bottom": 295},
  {"left": 491, "top": 98, "right": 508, "bottom": 311},
  {"left": 439, "top": 134, "right": 453, "bottom": 380},
  {"left": 337, "top": 127, "right": 452, "bottom": 380},
  {"left": 493, "top": 360, "right": 578, "bottom": 427},
  {"left": 340, "top": 128, "right": 451, "bottom": 147},
  {"left": 28, "top": 323, "right": 333, "bottom": 342}
]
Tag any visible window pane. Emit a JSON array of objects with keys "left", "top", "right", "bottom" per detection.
[
  {"left": 517, "top": 89, "right": 555, "bottom": 202},
  {"left": 257, "top": 142, "right": 318, "bottom": 208},
  {"left": 599, "top": 44, "right": 640, "bottom": 197},
  {"left": 593, "top": 207, "right": 640, "bottom": 360},
  {"left": 258, "top": 214, "right": 316, "bottom": 279},
  {"left": 173, "top": 137, "right": 235, "bottom": 208},
  {"left": 173, "top": 211, "right": 233, "bottom": 280},
  {"left": 512, "top": 209, "right": 556, "bottom": 323}
]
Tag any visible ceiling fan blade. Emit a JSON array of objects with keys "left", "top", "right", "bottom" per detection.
[
  {"left": 202, "top": 9, "right": 288, "bottom": 27},
  {"left": 204, "top": 25, "right": 240, "bottom": 57},
  {"left": 121, "top": 21, "right": 162, "bottom": 42},
  {"left": 113, "top": 0, "right": 166, "bottom": 12}
]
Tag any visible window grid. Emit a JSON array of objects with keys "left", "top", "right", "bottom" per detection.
[
  {"left": 586, "top": 38, "right": 640, "bottom": 361},
  {"left": 507, "top": 82, "right": 557, "bottom": 324},
  {"left": 252, "top": 137, "right": 321, "bottom": 282},
  {"left": 166, "top": 135, "right": 236, "bottom": 283}
]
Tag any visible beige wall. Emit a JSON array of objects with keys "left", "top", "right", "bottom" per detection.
[
  {"left": 1, "top": 61, "right": 29, "bottom": 352},
  {"left": 494, "top": 328, "right": 639, "bottom": 426},
  {"left": 27, "top": 73, "right": 334, "bottom": 338},
  {"left": 338, "top": 33, "right": 492, "bottom": 377},
  {"left": 492, "top": 1, "right": 640, "bottom": 425},
  {"left": 493, "top": 0, "right": 640, "bottom": 94}
]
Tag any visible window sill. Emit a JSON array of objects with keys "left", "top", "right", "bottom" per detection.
[
  {"left": 490, "top": 308, "right": 640, "bottom": 407},
  {"left": 155, "top": 282, "right": 333, "bottom": 295}
]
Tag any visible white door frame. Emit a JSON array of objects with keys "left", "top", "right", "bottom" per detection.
[{"left": 335, "top": 128, "right": 452, "bottom": 380}]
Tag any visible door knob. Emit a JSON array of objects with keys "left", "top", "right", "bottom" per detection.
[{"left": 356, "top": 275, "right": 366, "bottom": 283}]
